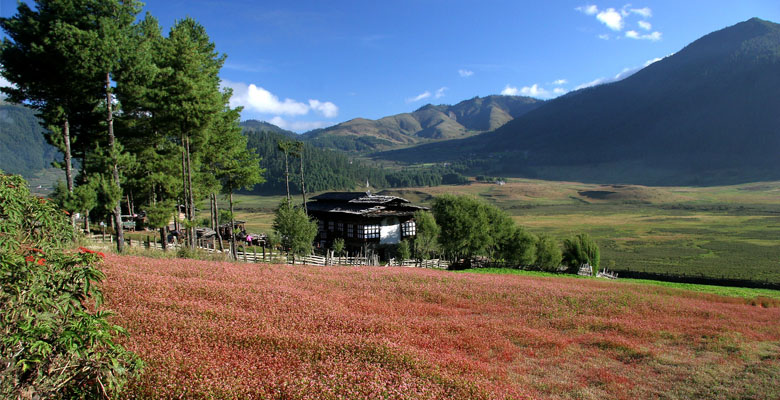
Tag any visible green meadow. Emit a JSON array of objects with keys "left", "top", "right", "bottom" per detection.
[{"left": 196, "top": 179, "right": 780, "bottom": 285}]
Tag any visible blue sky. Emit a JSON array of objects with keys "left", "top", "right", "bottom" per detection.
[{"left": 2, "top": 1, "right": 779, "bottom": 132}]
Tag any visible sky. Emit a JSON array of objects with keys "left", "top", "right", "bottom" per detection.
[{"left": 1, "top": 1, "right": 779, "bottom": 132}]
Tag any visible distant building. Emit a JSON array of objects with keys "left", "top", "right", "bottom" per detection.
[{"left": 306, "top": 192, "right": 427, "bottom": 259}]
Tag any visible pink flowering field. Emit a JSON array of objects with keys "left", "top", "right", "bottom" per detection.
[{"left": 102, "top": 255, "right": 780, "bottom": 399}]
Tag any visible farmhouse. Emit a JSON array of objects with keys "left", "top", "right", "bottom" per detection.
[{"left": 306, "top": 192, "right": 427, "bottom": 259}]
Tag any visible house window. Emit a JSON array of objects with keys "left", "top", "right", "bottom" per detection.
[
  {"left": 357, "top": 224, "right": 380, "bottom": 239},
  {"left": 328, "top": 221, "right": 334, "bottom": 231},
  {"left": 402, "top": 220, "right": 416, "bottom": 237},
  {"left": 347, "top": 224, "right": 354, "bottom": 238},
  {"left": 363, "top": 224, "right": 379, "bottom": 239},
  {"left": 337, "top": 222, "right": 344, "bottom": 232}
]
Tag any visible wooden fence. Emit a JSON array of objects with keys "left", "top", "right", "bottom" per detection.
[{"left": 87, "top": 235, "right": 449, "bottom": 269}]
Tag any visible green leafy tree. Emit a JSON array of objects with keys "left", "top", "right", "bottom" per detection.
[
  {"left": 396, "top": 240, "right": 411, "bottom": 261},
  {"left": 273, "top": 198, "right": 317, "bottom": 257},
  {"left": 562, "top": 233, "right": 600, "bottom": 272},
  {"left": 431, "top": 195, "right": 492, "bottom": 261},
  {"left": 0, "top": 172, "right": 141, "bottom": 399},
  {"left": 145, "top": 200, "right": 174, "bottom": 251},
  {"left": 499, "top": 226, "right": 537, "bottom": 266},
  {"left": 535, "top": 234, "right": 563, "bottom": 272},
  {"left": 412, "top": 210, "right": 439, "bottom": 260},
  {"left": 208, "top": 98, "right": 265, "bottom": 259},
  {"left": 332, "top": 237, "right": 345, "bottom": 257}
]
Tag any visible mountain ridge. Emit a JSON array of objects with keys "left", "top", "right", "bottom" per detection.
[
  {"left": 376, "top": 17, "right": 780, "bottom": 186},
  {"left": 302, "top": 95, "right": 542, "bottom": 153}
]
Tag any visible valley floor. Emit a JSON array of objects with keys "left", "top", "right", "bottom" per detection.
[{"left": 105, "top": 254, "right": 780, "bottom": 399}]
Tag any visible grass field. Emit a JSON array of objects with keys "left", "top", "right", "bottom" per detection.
[
  {"left": 103, "top": 254, "right": 780, "bottom": 399},
  {"left": 222, "top": 179, "right": 780, "bottom": 285}
]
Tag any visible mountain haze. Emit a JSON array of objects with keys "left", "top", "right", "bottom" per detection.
[
  {"left": 303, "top": 95, "right": 542, "bottom": 153},
  {"left": 378, "top": 18, "right": 780, "bottom": 185}
]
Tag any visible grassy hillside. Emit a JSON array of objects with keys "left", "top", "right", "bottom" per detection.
[
  {"left": 303, "top": 95, "right": 541, "bottom": 153},
  {"left": 378, "top": 18, "right": 780, "bottom": 186},
  {"left": 230, "top": 178, "right": 780, "bottom": 285},
  {"left": 102, "top": 254, "right": 780, "bottom": 399},
  {"left": 0, "top": 101, "right": 61, "bottom": 177}
]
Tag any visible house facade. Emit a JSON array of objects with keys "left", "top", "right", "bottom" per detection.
[{"left": 306, "top": 192, "right": 427, "bottom": 259}]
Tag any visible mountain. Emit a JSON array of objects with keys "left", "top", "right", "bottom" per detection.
[
  {"left": 240, "top": 119, "right": 299, "bottom": 139},
  {"left": 378, "top": 18, "right": 780, "bottom": 185},
  {"left": 0, "top": 101, "right": 61, "bottom": 177},
  {"left": 241, "top": 128, "right": 468, "bottom": 195},
  {"left": 302, "top": 95, "right": 542, "bottom": 153}
]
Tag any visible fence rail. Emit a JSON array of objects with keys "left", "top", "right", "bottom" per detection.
[{"left": 87, "top": 234, "right": 448, "bottom": 269}]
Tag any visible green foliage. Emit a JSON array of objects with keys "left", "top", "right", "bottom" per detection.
[
  {"left": 413, "top": 210, "right": 439, "bottom": 260},
  {"left": 0, "top": 102, "right": 61, "bottom": 177},
  {"left": 332, "top": 238, "right": 345, "bottom": 257},
  {"left": 396, "top": 240, "right": 411, "bottom": 261},
  {"left": 499, "top": 226, "right": 537, "bottom": 266},
  {"left": 431, "top": 195, "right": 492, "bottom": 260},
  {"left": 0, "top": 173, "right": 141, "bottom": 399},
  {"left": 535, "top": 234, "right": 563, "bottom": 272},
  {"left": 145, "top": 201, "right": 174, "bottom": 229},
  {"left": 562, "top": 233, "right": 600, "bottom": 271},
  {"left": 272, "top": 198, "right": 318, "bottom": 256}
]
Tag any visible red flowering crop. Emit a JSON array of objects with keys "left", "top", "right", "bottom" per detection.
[{"left": 101, "top": 255, "right": 780, "bottom": 399}]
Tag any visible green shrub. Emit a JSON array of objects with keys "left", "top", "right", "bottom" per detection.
[
  {"left": 562, "top": 233, "right": 600, "bottom": 272},
  {"left": 332, "top": 238, "right": 345, "bottom": 256},
  {"left": 0, "top": 173, "right": 141, "bottom": 399},
  {"left": 535, "top": 234, "right": 563, "bottom": 272}
]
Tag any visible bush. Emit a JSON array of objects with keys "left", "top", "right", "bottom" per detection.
[
  {"left": 332, "top": 238, "right": 345, "bottom": 256},
  {"left": 0, "top": 173, "right": 141, "bottom": 399},
  {"left": 499, "top": 226, "right": 537, "bottom": 266},
  {"left": 396, "top": 240, "right": 411, "bottom": 260},
  {"left": 535, "top": 234, "right": 563, "bottom": 272},
  {"left": 273, "top": 198, "right": 318, "bottom": 256},
  {"left": 562, "top": 233, "right": 600, "bottom": 272}
]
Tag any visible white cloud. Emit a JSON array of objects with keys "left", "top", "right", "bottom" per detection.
[
  {"left": 221, "top": 79, "right": 339, "bottom": 119},
  {"left": 597, "top": 8, "right": 624, "bottom": 31},
  {"left": 407, "top": 91, "right": 431, "bottom": 103},
  {"left": 553, "top": 87, "right": 567, "bottom": 95},
  {"left": 638, "top": 20, "right": 652, "bottom": 30},
  {"left": 458, "top": 69, "right": 474, "bottom": 77},
  {"left": 574, "top": 55, "right": 668, "bottom": 90},
  {"left": 576, "top": 4, "right": 598, "bottom": 15},
  {"left": 501, "top": 85, "right": 519, "bottom": 96},
  {"left": 520, "top": 84, "right": 552, "bottom": 98},
  {"left": 308, "top": 99, "right": 339, "bottom": 118},
  {"left": 644, "top": 56, "right": 663, "bottom": 66},
  {"left": 598, "top": 33, "right": 610, "bottom": 40},
  {"left": 552, "top": 79, "right": 568, "bottom": 86},
  {"left": 626, "top": 30, "right": 662, "bottom": 41},
  {"left": 630, "top": 7, "right": 652, "bottom": 18},
  {"left": 435, "top": 87, "right": 447, "bottom": 98},
  {"left": 268, "top": 116, "right": 334, "bottom": 132}
]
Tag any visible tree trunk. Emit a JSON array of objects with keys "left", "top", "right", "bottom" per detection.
[
  {"left": 62, "top": 119, "right": 77, "bottom": 229},
  {"left": 284, "top": 152, "right": 290, "bottom": 200},
  {"left": 160, "top": 226, "right": 167, "bottom": 251},
  {"left": 185, "top": 136, "right": 196, "bottom": 249},
  {"left": 84, "top": 209, "right": 90, "bottom": 235},
  {"left": 300, "top": 149, "right": 307, "bottom": 215},
  {"left": 180, "top": 142, "right": 190, "bottom": 247},
  {"left": 106, "top": 72, "right": 124, "bottom": 253},
  {"left": 229, "top": 192, "right": 236, "bottom": 259},
  {"left": 213, "top": 193, "right": 224, "bottom": 252}
]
